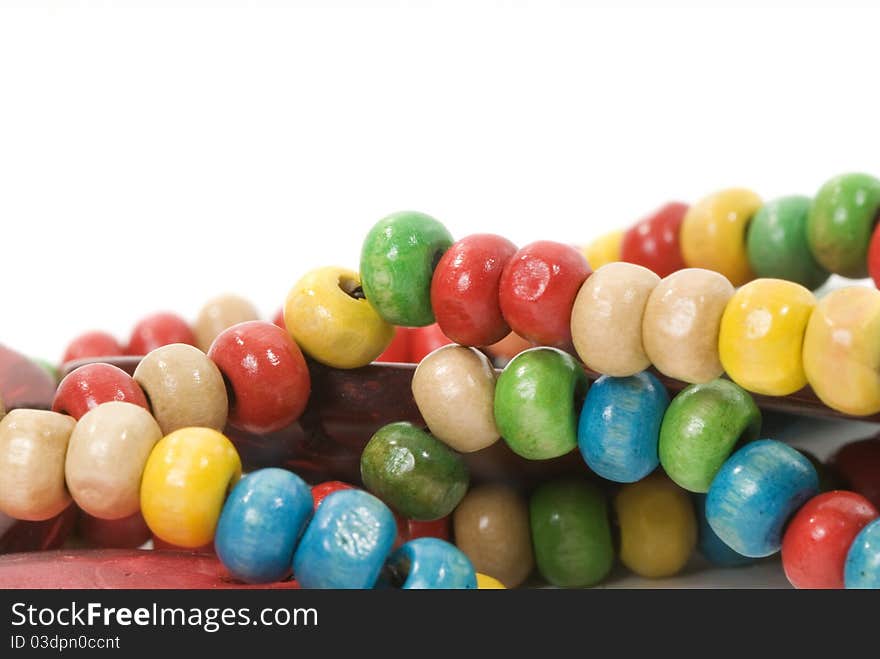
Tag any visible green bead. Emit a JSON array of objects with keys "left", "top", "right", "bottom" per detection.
[
  {"left": 360, "top": 211, "right": 454, "bottom": 326},
  {"left": 746, "top": 196, "right": 829, "bottom": 289},
  {"left": 529, "top": 479, "right": 614, "bottom": 587},
  {"left": 494, "top": 347, "right": 588, "bottom": 460},
  {"left": 658, "top": 379, "right": 761, "bottom": 493},
  {"left": 806, "top": 173, "right": 880, "bottom": 278},
  {"left": 360, "top": 421, "right": 468, "bottom": 520}
]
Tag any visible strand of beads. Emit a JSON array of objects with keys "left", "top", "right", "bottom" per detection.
[{"left": 582, "top": 172, "right": 880, "bottom": 290}]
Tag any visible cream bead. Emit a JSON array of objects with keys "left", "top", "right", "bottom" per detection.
[
  {"left": 133, "top": 344, "right": 228, "bottom": 435},
  {"left": 65, "top": 401, "right": 163, "bottom": 520},
  {"left": 412, "top": 345, "right": 499, "bottom": 452},
  {"left": 642, "top": 268, "right": 734, "bottom": 383},
  {"left": 570, "top": 262, "right": 660, "bottom": 376},
  {"left": 193, "top": 294, "right": 260, "bottom": 352},
  {"left": 0, "top": 410, "right": 75, "bottom": 521}
]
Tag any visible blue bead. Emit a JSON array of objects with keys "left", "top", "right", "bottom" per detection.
[
  {"left": 693, "top": 494, "right": 753, "bottom": 567},
  {"left": 386, "top": 537, "right": 477, "bottom": 589},
  {"left": 215, "top": 468, "right": 313, "bottom": 584},
  {"left": 845, "top": 518, "right": 880, "bottom": 589},
  {"left": 293, "top": 489, "right": 396, "bottom": 589},
  {"left": 577, "top": 371, "right": 668, "bottom": 483},
  {"left": 706, "top": 439, "right": 818, "bottom": 558}
]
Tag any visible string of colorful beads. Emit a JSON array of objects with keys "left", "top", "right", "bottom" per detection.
[
  {"left": 3, "top": 173, "right": 880, "bottom": 589},
  {"left": 582, "top": 172, "right": 880, "bottom": 290}
]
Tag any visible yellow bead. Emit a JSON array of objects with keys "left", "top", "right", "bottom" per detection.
[
  {"left": 718, "top": 279, "right": 816, "bottom": 396},
  {"left": 476, "top": 573, "right": 506, "bottom": 589},
  {"left": 614, "top": 473, "right": 697, "bottom": 579},
  {"left": 285, "top": 266, "right": 394, "bottom": 369},
  {"left": 140, "top": 427, "right": 241, "bottom": 548},
  {"left": 581, "top": 230, "right": 623, "bottom": 270},
  {"left": 803, "top": 287, "right": 880, "bottom": 416},
  {"left": 680, "top": 189, "right": 762, "bottom": 286}
]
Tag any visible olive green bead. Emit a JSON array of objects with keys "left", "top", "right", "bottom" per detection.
[
  {"left": 360, "top": 421, "right": 468, "bottom": 521},
  {"left": 529, "top": 479, "right": 614, "bottom": 588},
  {"left": 746, "top": 196, "right": 829, "bottom": 290},
  {"left": 359, "top": 211, "right": 454, "bottom": 326},
  {"left": 494, "top": 347, "right": 588, "bottom": 460},
  {"left": 658, "top": 379, "right": 761, "bottom": 493},
  {"left": 806, "top": 173, "right": 880, "bottom": 278}
]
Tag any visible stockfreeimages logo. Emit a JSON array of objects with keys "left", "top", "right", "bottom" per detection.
[{"left": 11, "top": 601, "right": 318, "bottom": 634}]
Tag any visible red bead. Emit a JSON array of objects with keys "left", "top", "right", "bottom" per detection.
[
  {"left": 408, "top": 324, "right": 454, "bottom": 363},
  {"left": 271, "top": 308, "right": 286, "bottom": 330},
  {"left": 498, "top": 241, "right": 591, "bottom": 347},
  {"left": 781, "top": 490, "right": 878, "bottom": 589},
  {"left": 62, "top": 331, "right": 124, "bottom": 364},
  {"left": 431, "top": 234, "right": 518, "bottom": 346},
  {"left": 375, "top": 327, "right": 412, "bottom": 363},
  {"left": 78, "top": 511, "right": 152, "bottom": 549},
  {"left": 207, "top": 321, "right": 311, "bottom": 434},
  {"left": 127, "top": 312, "right": 196, "bottom": 355},
  {"left": 53, "top": 363, "right": 150, "bottom": 420},
  {"left": 621, "top": 202, "right": 689, "bottom": 278},
  {"left": 0, "top": 504, "right": 79, "bottom": 554},
  {"left": 832, "top": 437, "right": 880, "bottom": 509},
  {"left": 311, "top": 481, "right": 356, "bottom": 510},
  {"left": 393, "top": 514, "right": 451, "bottom": 549}
]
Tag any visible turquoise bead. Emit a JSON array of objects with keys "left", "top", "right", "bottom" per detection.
[
  {"left": 577, "top": 371, "right": 668, "bottom": 483},
  {"left": 215, "top": 468, "right": 313, "bottom": 584},
  {"left": 360, "top": 211, "right": 454, "bottom": 326},
  {"left": 745, "top": 196, "right": 829, "bottom": 289},
  {"left": 385, "top": 537, "right": 477, "bottom": 589},
  {"left": 694, "top": 494, "right": 752, "bottom": 567},
  {"left": 706, "top": 440, "right": 818, "bottom": 558},
  {"left": 292, "top": 489, "right": 397, "bottom": 589},
  {"left": 844, "top": 518, "right": 880, "bottom": 589}
]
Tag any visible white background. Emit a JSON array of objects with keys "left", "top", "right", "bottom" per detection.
[{"left": 2, "top": 1, "right": 880, "bottom": 362}]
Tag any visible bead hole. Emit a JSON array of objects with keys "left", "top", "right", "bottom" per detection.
[
  {"left": 338, "top": 276, "right": 366, "bottom": 300},
  {"left": 383, "top": 556, "right": 410, "bottom": 589}
]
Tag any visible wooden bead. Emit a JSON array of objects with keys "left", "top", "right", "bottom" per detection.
[
  {"left": 642, "top": 268, "right": 734, "bottom": 383},
  {"left": 453, "top": 483, "right": 534, "bottom": 588},
  {"left": 65, "top": 402, "right": 162, "bottom": 520},
  {"left": 476, "top": 573, "right": 506, "bottom": 589},
  {"left": 845, "top": 518, "right": 880, "bottom": 589},
  {"left": 581, "top": 230, "right": 623, "bottom": 270},
  {"left": 803, "top": 287, "right": 880, "bottom": 416},
  {"left": 193, "top": 294, "right": 260, "bottom": 352},
  {"left": 706, "top": 440, "right": 818, "bottom": 558},
  {"left": 614, "top": 473, "right": 697, "bottom": 578},
  {"left": 719, "top": 278, "right": 816, "bottom": 396},
  {"left": 659, "top": 379, "right": 761, "bottom": 493},
  {"left": 0, "top": 410, "right": 75, "bottom": 521},
  {"left": 133, "top": 344, "right": 228, "bottom": 434},
  {"left": 360, "top": 422, "right": 469, "bottom": 521},
  {"left": 571, "top": 262, "right": 660, "bottom": 376},
  {"left": 530, "top": 479, "right": 614, "bottom": 587},
  {"left": 807, "top": 173, "right": 880, "bottom": 278},
  {"left": 385, "top": 537, "right": 477, "bottom": 589},
  {"left": 680, "top": 188, "right": 762, "bottom": 286},
  {"left": 140, "top": 427, "right": 242, "bottom": 548},
  {"left": 745, "top": 196, "right": 829, "bottom": 290},
  {"left": 0, "top": 394, "right": 4, "bottom": 423},
  {"left": 412, "top": 345, "right": 499, "bottom": 453}
]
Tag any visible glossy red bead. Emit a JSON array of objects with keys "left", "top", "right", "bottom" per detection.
[
  {"left": 311, "top": 480, "right": 356, "bottom": 509},
  {"left": 52, "top": 363, "right": 150, "bottom": 420},
  {"left": 207, "top": 321, "right": 311, "bottom": 434},
  {"left": 869, "top": 223, "right": 880, "bottom": 290},
  {"left": 375, "top": 327, "right": 412, "bottom": 363},
  {"left": 431, "top": 234, "right": 518, "bottom": 346},
  {"left": 408, "top": 324, "right": 454, "bottom": 363},
  {"left": 498, "top": 241, "right": 591, "bottom": 347},
  {"left": 77, "top": 511, "right": 152, "bottom": 549},
  {"left": 127, "top": 312, "right": 196, "bottom": 356},
  {"left": 620, "top": 202, "right": 689, "bottom": 278},
  {"left": 62, "top": 331, "right": 124, "bottom": 364},
  {"left": 781, "top": 491, "right": 879, "bottom": 589},
  {"left": 832, "top": 437, "right": 880, "bottom": 509}
]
